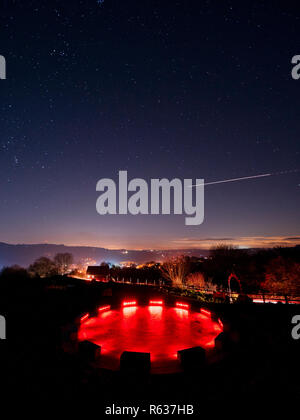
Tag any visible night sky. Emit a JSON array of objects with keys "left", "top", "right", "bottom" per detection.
[{"left": 1, "top": 0, "right": 299, "bottom": 250}]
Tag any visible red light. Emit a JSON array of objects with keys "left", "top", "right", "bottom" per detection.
[
  {"left": 122, "top": 300, "right": 137, "bottom": 307},
  {"left": 80, "top": 313, "right": 89, "bottom": 322},
  {"left": 175, "top": 302, "right": 189, "bottom": 309},
  {"left": 78, "top": 306, "right": 222, "bottom": 373},
  {"left": 201, "top": 308, "right": 211, "bottom": 317},
  {"left": 218, "top": 318, "right": 223, "bottom": 329},
  {"left": 149, "top": 300, "right": 163, "bottom": 306},
  {"left": 98, "top": 305, "right": 111, "bottom": 312}
]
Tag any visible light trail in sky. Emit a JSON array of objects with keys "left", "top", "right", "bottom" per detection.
[{"left": 190, "top": 169, "right": 300, "bottom": 187}]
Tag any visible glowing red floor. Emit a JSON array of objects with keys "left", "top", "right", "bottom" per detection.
[{"left": 78, "top": 305, "right": 222, "bottom": 373}]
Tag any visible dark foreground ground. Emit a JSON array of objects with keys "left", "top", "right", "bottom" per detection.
[{"left": 1, "top": 276, "right": 299, "bottom": 414}]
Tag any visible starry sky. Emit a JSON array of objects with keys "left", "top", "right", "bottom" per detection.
[{"left": 1, "top": 0, "right": 300, "bottom": 250}]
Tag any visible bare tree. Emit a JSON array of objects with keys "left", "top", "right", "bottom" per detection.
[
  {"left": 54, "top": 253, "right": 73, "bottom": 275},
  {"left": 186, "top": 272, "right": 206, "bottom": 288},
  {"left": 29, "top": 257, "right": 57, "bottom": 278},
  {"left": 262, "top": 256, "right": 300, "bottom": 300},
  {"left": 160, "top": 256, "right": 190, "bottom": 287}
]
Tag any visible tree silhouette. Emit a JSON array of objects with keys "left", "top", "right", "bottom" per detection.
[
  {"left": 29, "top": 257, "right": 57, "bottom": 278},
  {"left": 54, "top": 253, "right": 73, "bottom": 275}
]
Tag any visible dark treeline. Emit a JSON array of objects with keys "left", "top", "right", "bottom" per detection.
[
  {"left": 201, "top": 245, "right": 300, "bottom": 293},
  {"left": 107, "top": 245, "right": 300, "bottom": 294},
  {"left": 0, "top": 245, "right": 299, "bottom": 296}
]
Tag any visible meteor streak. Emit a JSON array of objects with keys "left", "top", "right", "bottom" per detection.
[{"left": 190, "top": 169, "right": 300, "bottom": 187}]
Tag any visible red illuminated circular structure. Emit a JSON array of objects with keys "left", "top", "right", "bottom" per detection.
[{"left": 78, "top": 301, "right": 223, "bottom": 373}]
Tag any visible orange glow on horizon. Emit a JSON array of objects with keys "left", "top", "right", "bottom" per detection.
[{"left": 6, "top": 235, "right": 300, "bottom": 252}]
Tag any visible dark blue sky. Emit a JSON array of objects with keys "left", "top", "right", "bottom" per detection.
[{"left": 1, "top": 0, "right": 299, "bottom": 249}]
